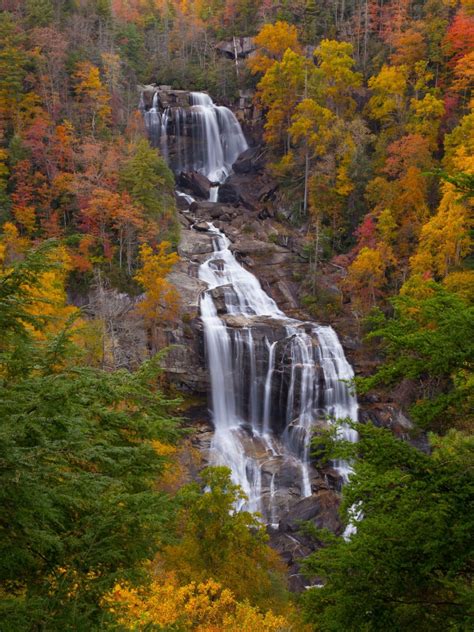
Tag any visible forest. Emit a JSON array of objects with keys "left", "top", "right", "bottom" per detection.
[{"left": 0, "top": 0, "right": 472, "bottom": 630}]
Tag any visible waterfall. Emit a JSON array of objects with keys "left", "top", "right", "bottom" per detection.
[
  {"left": 143, "top": 89, "right": 248, "bottom": 188},
  {"left": 199, "top": 225, "right": 358, "bottom": 523},
  {"left": 189, "top": 92, "right": 248, "bottom": 183},
  {"left": 141, "top": 88, "right": 358, "bottom": 523}
]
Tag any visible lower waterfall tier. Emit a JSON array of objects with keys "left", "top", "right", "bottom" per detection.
[{"left": 198, "top": 225, "right": 358, "bottom": 523}]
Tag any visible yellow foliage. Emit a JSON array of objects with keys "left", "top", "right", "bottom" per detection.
[
  {"left": 289, "top": 98, "right": 336, "bottom": 155},
  {"left": 367, "top": 65, "right": 408, "bottom": 124},
  {"left": 13, "top": 205, "right": 36, "bottom": 235},
  {"left": 105, "top": 573, "right": 296, "bottom": 631},
  {"left": 21, "top": 246, "right": 79, "bottom": 339},
  {"left": 443, "top": 270, "right": 474, "bottom": 303},
  {"left": 134, "top": 242, "right": 180, "bottom": 323},
  {"left": 0, "top": 222, "right": 29, "bottom": 263},
  {"left": 410, "top": 185, "right": 472, "bottom": 278},
  {"left": 151, "top": 439, "right": 186, "bottom": 491},
  {"left": 314, "top": 39, "right": 362, "bottom": 116},
  {"left": 73, "top": 61, "right": 112, "bottom": 133},
  {"left": 408, "top": 93, "right": 444, "bottom": 146},
  {"left": 443, "top": 109, "right": 474, "bottom": 173},
  {"left": 248, "top": 21, "right": 302, "bottom": 75},
  {"left": 256, "top": 49, "right": 309, "bottom": 148},
  {"left": 346, "top": 246, "right": 392, "bottom": 310}
]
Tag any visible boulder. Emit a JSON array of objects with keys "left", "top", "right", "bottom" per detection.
[
  {"left": 178, "top": 171, "right": 213, "bottom": 199},
  {"left": 193, "top": 221, "right": 211, "bottom": 232},
  {"left": 177, "top": 228, "right": 213, "bottom": 258},
  {"left": 217, "top": 182, "right": 241, "bottom": 204},
  {"left": 215, "top": 37, "right": 256, "bottom": 59},
  {"left": 232, "top": 146, "right": 264, "bottom": 174},
  {"left": 279, "top": 490, "right": 342, "bottom": 534}
]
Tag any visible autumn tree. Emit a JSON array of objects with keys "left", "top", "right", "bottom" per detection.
[
  {"left": 73, "top": 61, "right": 111, "bottom": 135},
  {"left": 0, "top": 13, "right": 29, "bottom": 128},
  {"left": 105, "top": 575, "right": 295, "bottom": 632},
  {"left": 134, "top": 241, "right": 179, "bottom": 326},
  {"left": 256, "top": 48, "right": 310, "bottom": 151},
  {"left": 248, "top": 20, "right": 302, "bottom": 75},
  {"left": 314, "top": 39, "right": 362, "bottom": 117},
  {"left": 410, "top": 184, "right": 472, "bottom": 279},
  {"left": 161, "top": 467, "right": 288, "bottom": 611},
  {"left": 367, "top": 64, "right": 408, "bottom": 131},
  {"left": 345, "top": 246, "right": 390, "bottom": 311}
]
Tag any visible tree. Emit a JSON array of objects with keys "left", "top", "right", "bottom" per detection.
[
  {"left": 0, "top": 244, "right": 181, "bottom": 630},
  {"left": 82, "top": 188, "right": 145, "bottom": 270},
  {"left": 0, "top": 13, "right": 29, "bottom": 127},
  {"left": 105, "top": 575, "right": 294, "bottom": 631},
  {"left": 367, "top": 64, "right": 408, "bottom": 129},
  {"left": 345, "top": 246, "right": 390, "bottom": 310},
  {"left": 303, "top": 425, "right": 474, "bottom": 632},
  {"left": 360, "top": 281, "right": 474, "bottom": 430},
  {"left": 73, "top": 61, "right": 112, "bottom": 135},
  {"left": 256, "top": 49, "right": 309, "bottom": 151},
  {"left": 410, "top": 184, "right": 471, "bottom": 279},
  {"left": 314, "top": 39, "right": 362, "bottom": 117},
  {"left": 161, "top": 467, "right": 288, "bottom": 611},
  {"left": 248, "top": 21, "right": 302, "bottom": 75},
  {"left": 119, "top": 139, "right": 176, "bottom": 234},
  {"left": 134, "top": 241, "right": 179, "bottom": 325},
  {"left": 25, "top": 0, "right": 54, "bottom": 27}
]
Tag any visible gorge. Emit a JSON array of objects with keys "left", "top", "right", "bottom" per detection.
[{"left": 142, "top": 87, "right": 359, "bottom": 529}]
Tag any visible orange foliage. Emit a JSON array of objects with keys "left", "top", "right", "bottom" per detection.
[
  {"left": 73, "top": 62, "right": 112, "bottom": 134},
  {"left": 390, "top": 28, "right": 427, "bottom": 66}
]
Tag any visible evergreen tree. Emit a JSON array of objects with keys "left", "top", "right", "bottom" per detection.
[
  {"left": 303, "top": 424, "right": 474, "bottom": 632},
  {"left": 0, "top": 245, "right": 181, "bottom": 631}
]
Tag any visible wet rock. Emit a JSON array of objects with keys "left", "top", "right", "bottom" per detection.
[
  {"left": 208, "top": 284, "right": 237, "bottom": 315},
  {"left": 178, "top": 171, "right": 213, "bottom": 199},
  {"left": 218, "top": 182, "right": 241, "bottom": 204},
  {"left": 193, "top": 221, "right": 211, "bottom": 232},
  {"left": 177, "top": 229, "right": 213, "bottom": 257}
]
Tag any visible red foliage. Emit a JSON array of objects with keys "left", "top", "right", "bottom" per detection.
[
  {"left": 444, "top": 10, "right": 474, "bottom": 65},
  {"left": 355, "top": 215, "right": 378, "bottom": 250}
]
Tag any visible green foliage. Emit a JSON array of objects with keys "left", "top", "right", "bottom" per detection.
[
  {"left": 164, "top": 466, "right": 289, "bottom": 611},
  {"left": 0, "top": 246, "right": 181, "bottom": 631},
  {"left": 25, "top": 0, "right": 54, "bottom": 27},
  {"left": 360, "top": 283, "right": 474, "bottom": 430},
  {"left": 303, "top": 424, "right": 474, "bottom": 631},
  {"left": 119, "top": 139, "right": 176, "bottom": 224}
]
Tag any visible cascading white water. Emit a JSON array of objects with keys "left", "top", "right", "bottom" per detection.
[
  {"left": 141, "top": 89, "right": 358, "bottom": 522},
  {"left": 189, "top": 92, "right": 248, "bottom": 184},
  {"left": 143, "top": 90, "right": 248, "bottom": 192},
  {"left": 199, "top": 225, "right": 358, "bottom": 522}
]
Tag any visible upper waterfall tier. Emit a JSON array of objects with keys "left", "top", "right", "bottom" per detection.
[
  {"left": 198, "top": 224, "right": 358, "bottom": 522},
  {"left": 141, "top": 88, "right": 248, "bottom": 184}
]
